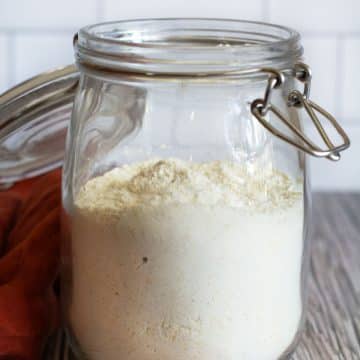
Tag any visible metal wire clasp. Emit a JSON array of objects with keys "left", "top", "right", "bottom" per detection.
[{"left": 250, "top": 63, "right": 350, "bottom": 160}]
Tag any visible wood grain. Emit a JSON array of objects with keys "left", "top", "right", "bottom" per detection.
[
  {"left": 45, "top": 193, "right": 360, "bottom": 359},
  {"left": 292, "top": 193, "right": 360, "bottom": 359}
]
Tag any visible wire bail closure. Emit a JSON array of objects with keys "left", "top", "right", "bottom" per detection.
[{"left": 251, "top": 63, "right": 350, "bottom": 161}]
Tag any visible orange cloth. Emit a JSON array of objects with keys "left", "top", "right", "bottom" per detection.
[{"left": 0, "top": 170, "right": 61, "bottom": 359}]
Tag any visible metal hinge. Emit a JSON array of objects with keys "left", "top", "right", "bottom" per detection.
[{"left": 250, "top": 63, "right": 350, "bottom": 161}]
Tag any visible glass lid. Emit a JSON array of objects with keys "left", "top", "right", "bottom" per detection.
[{"left": 0, "top": 65, "right": 78, "bottom": 186}]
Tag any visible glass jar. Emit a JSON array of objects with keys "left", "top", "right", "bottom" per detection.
[
  {"left": 0, "top": 17, "right": 350, "bottom": 360},
  {"left": 58, "top": 19, "right": 349, "bottom": 360}
]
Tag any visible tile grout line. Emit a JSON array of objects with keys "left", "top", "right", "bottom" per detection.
[
  {"left": 261, "top": 0, "right": 270, "bottom": 22},
  {"left": 300, "top": 31, "right": 360, "bottom": 38},
  {"left": 0, "top": 27, "right": 79, "bottom": 34},
  {"left": 96, "top": 0, "right": 105, "bottom": 22},
  {"left": 5, "top": 30, "right": 16, "bottom": 89},
  {"left": 0, "top": 31, "right": 358, "bottom": 40},
  {"left": 335, "top": 34, "right": 345, "bottom": 121}
]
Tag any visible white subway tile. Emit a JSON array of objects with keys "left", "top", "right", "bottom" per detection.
[
  {"left": 103, "top": 0, "right": 263, "bottom": 21},
  {"left": 14, "top": 33, "right": 74, "bottom": 84},
  {"left": 173, "top": 87, "right": 244, "bottom": 147},
  {"left": 342, "top": 37, "right": 360, "bottom": 120},
  {"left": 0, "top": 0, "right": 98, "bottom": 30},
  {"left": 269, "top": 0, "right": 360, "bottom": 33},
  {"left": 0, "top": 34, "right": 9, "bottom": 93},
  {"left": 301, "top": 36, "right": 338, "bottom": 116},
  {"left": 309, "top": 125, "right": 360, "bottom": 191}
]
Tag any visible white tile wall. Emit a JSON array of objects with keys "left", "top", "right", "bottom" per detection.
[
  {"left": 103, "top": 0, "right": 263, "bottom": 20},
  {"left": 301, "top": 36, "right": 338, "bottom": 116},
  {"left": 0, "top": 0, "right": 359, "bottom": 190},
  {"left": 0, "top": 0, "right": 98, "bottom": 29},
  {"left": 308, "top": 125, "right": 360, "bottom": 191},
  {"left": 269, "top": 0, "right": 360, "bottom": 33},
  {"left": 0, "top": 34, "right": 9, "bottom": 93},
  {"left": 343, "top": 37, "right": 360, "bottom": 121},
  {"left": 14, "top": 33, "right": 74, "bottom": 83}
]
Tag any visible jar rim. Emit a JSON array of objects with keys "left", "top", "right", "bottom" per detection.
[{"left": 76, "top": 18, "right": 303, "bottom": 75}]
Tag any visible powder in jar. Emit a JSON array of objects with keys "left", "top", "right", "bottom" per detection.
[{"left": 68, "top": 158, "right": 303, "bottom": 360}]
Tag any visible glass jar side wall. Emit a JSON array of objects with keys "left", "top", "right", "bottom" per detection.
[{"left": 61, "top": 71, "right": 308, "bottom": 360}]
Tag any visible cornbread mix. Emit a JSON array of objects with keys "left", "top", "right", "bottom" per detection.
[{"left": 69, "top": 159, "right": 303, "bottom": 359}]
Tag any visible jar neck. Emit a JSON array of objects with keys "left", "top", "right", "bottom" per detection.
[{"left": 75, "top": 19, "right": 303, "bottom": 76}]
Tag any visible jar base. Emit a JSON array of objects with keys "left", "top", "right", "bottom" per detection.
[{"left": 65, "top": 326, "right": 304, "bottom": 360}]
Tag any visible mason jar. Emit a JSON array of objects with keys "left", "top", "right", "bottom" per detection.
[{"left": 0, "top": 18, "right": 349, "bottom": 360}]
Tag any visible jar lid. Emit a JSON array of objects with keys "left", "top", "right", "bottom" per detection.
[{"left": 0, "top": 65, "right": 78, "bottom": 186}]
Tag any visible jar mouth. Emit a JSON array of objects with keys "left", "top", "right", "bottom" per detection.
[{"left": 76, "top": 18, "right": 303, "bottom": 75}]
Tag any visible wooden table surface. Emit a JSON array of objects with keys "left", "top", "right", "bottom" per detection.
[
  {"left": 293, "top": 193, "right": 360, "bottom": 359},
  {"left": 45, "top": 193, "right": 360, "bottom": 359}
]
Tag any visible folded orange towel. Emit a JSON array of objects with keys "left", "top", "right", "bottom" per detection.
[{"left": 0, "top": 170, "right": 61, "bottom": 360}]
